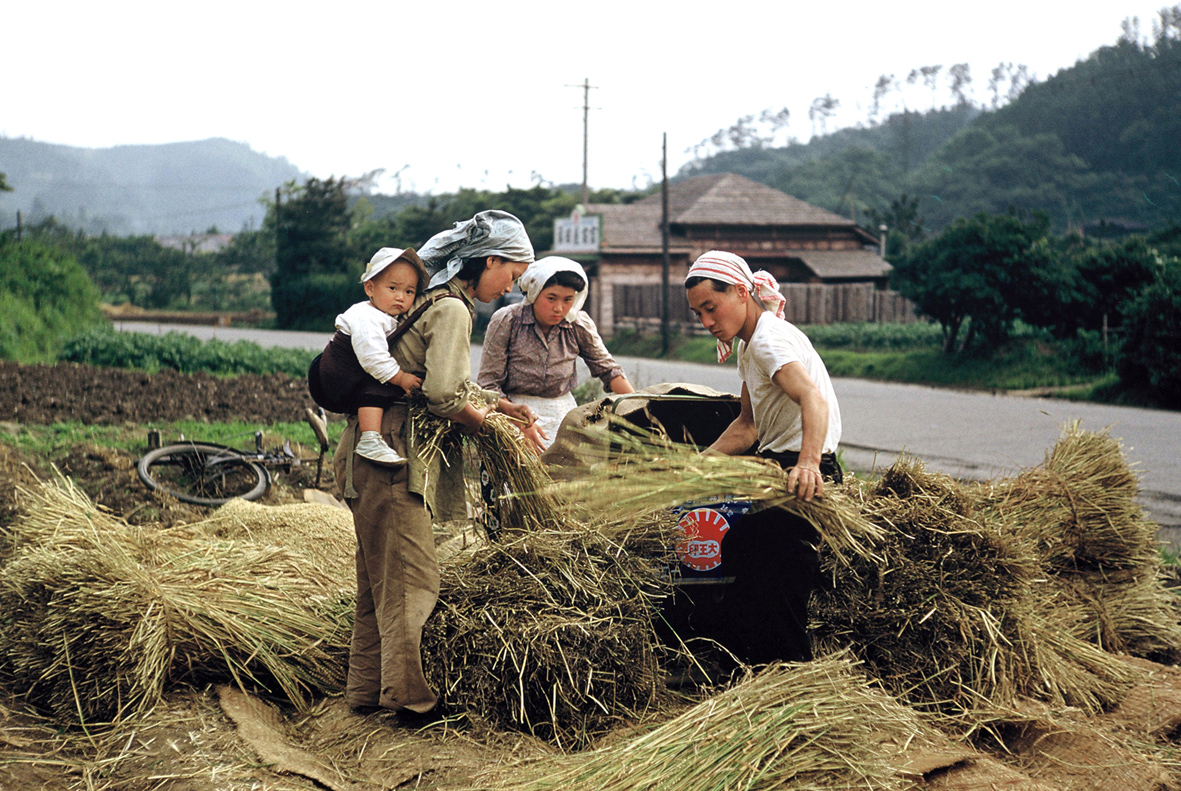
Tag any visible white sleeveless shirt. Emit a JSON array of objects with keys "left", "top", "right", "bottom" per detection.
[{"left": 735, "top": 312, "right": 841, "bottom": 454}]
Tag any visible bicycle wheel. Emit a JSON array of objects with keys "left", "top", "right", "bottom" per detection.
[{"left": 137, "top": 443, "right": 269, "bottom": 506}]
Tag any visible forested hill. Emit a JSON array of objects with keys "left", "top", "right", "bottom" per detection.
[
  {"left": 680, "top": 18, "right": 1181, "bottom": 234},
  {"left": 0, "top": 137, "right": 302, "bottom": 236}
]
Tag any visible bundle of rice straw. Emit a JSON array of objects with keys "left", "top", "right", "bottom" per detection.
[
  {"left": 1051, "top": 573, "right": 1181, "bottom": 660},
  {"left": 497, "top": 654, "right": 930, "bottom": 791},
  {"left": 421, "top": 522, "right": 674, "bottom": 749},
  {"left": 410, "top": 392, "right": 564, "bottom": 533},
  {"left": 978, "top": 422, "right": 1181, "bottom": 663},
  {"left": 0, "top": 476, "right": 352, "bottom": 723},
  {"left": 549, "top": 417, "right": 885, "bottom": 566},
  {"left": 980, "top": 421, "right": 1156, "bottom": 572},
  {"left": 812, "top": 457, "right": 1136, "bottom": 726}
]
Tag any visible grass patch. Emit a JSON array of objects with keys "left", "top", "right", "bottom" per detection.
[
  {"left": 606, "top": 329, "right": 734, "bottom": 366},
  {"left": 0, "top": 419, "right": 346, "bottom": 460},
  {"left": 820, "top": 340, "right": 1103, "bottom": 391},
  {"left": 607, "top": 324, "right": 1105, "bottom": 393}
]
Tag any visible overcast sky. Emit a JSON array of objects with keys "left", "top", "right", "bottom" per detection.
[{"left": 3, "top": 1, "right": 1171, "bottom": 195}]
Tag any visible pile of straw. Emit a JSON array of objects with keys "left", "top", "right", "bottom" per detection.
[
  {"left": 501, "top": 655, "right": 929, "bottom": 791},
  {"left": 422, "top": 523, "right": 674, "bottom": 748},
  {"left": 812, "top": 457, "right": 1137, "bottom": 725},
  {"left": 0, "top": 476, "right": 351, "bottom": 723},
  {"left": 193, "top": 497, "right": 356, "bottom": 572},
  {"left": 978, "top": 422, "right": 1181, "bottom": 663}
]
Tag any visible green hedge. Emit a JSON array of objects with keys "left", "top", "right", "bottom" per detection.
[
  {"left": 0, "top": 240, "right": 105, "bottom": 362},
  {"left": 271, "top": 272, "right": 357, "bottom": 332},
  {"left": 802, "top": 321, "right": 943, "bottom": 351},
  {"left": 60, "top": 328, "right": 316, "bottom": 377}
]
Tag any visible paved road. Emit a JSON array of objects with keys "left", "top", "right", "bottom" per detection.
[{"left": 115, "top": 321, "right": 1181, "bottom": 532}]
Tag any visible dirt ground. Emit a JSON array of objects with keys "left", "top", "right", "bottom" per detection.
[
  {"left": 0, "top": 360, "right": 315, "bottom": 426},
  {"left": 0, "top": 359, "right": 337, "bottom": 526}
]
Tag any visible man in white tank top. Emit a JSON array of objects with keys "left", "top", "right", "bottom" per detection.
[{"left": 684, "top": 250, "right": 843, "bottom": 664}]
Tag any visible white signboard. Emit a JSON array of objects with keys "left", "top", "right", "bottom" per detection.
[{"left": 553, "top": 212, "right": 600, "bottom": 253}]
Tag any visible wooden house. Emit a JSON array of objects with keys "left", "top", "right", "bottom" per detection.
[{"left": 552, "top": 173, "right": 912, "bottom": 335}]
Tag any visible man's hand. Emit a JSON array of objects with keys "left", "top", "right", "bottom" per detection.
[
  {"left": 458, "top": 403, "right": 494, "bottom": 435},
  {"left": 787, "top": 462, "right": 824, "bottom": 502}
]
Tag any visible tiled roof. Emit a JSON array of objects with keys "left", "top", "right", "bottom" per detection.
[
  {"left": 583, "top": 202, "right": 663, "bottom": 249},
  {"left": 660, "top": 173, "right": 855, "bottom": 227},
  {"left": 793, "top": 249, "right": 892, "bottom": 279},
  {"left": 585, "top": 173, "right": 859, "bottom": 250}
]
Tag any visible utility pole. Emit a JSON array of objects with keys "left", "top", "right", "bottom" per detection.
[
  {"left": 661, "top": 133, "right": 671, "bottom": 357},
  {"left": 567, "top": 78, "right": 597, "bottom": 206},
  {"left": 274, "top": 187, "right": 282, "bottom": 262}
]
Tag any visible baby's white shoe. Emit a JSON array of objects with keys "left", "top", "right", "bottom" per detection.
[{"left": 355, "top": 431, "right": 407, "bottom": 467}]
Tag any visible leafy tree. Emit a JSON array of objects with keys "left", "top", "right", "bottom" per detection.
[
  {"left": 948, "top": 63, "right": 973, "bottom": 107},
  {"left": 866, "top": 194, "right": 926, "bottom": 258},
  {"left": 808, "top": 94, "right": 840, "bottom": 136},
  {"left": 869, "top": 75, "right": 897, "bottom": 123},
  {"left": 213, "top": 228, "right": 276, "bottom": 276},
  {"left": 891, "top": 211, "right": 1059, "bottom": 352},
  {"left": 17, "top": 219, "right": 196, "bottom": 308},
  {"left": 771, "top": 147, "right": 906, "bottom": 226},
  {"left": 687, "top": 108, "right": 793, "bottom": 159},
  {"left": 1116, "top": 256, "right": 1181, "bottom": 406},
  {"left": 0, "top": 171, "right": 10, "bottom": 192},
  {"left": 908, "top": 65, "right": 943, "bottom": 110},
  {"left": 275, "top": 177, "right": 351, "bottom": 280},
  {"left": 909, "top": 125, "right": 1106, "bottom": 230},
  {"left": 1047, "top": 237, "right": 1160, "bottom": 337},
  {"left": 271, "top": 177, "right": 355, "bottom": 330},
  {"left": 1148, "top": 224, "right": 1181, "bottom": 258}
]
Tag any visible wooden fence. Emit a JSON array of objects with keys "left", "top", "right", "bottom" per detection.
[{"left": 612, "top": 282, "right": 916, "bottom": 332}]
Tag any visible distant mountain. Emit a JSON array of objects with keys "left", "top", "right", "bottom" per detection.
[
  {"left": 682, "top": 105, "right": 981, "bottom": 183},
  {"left": 0, "top": 137, "right": 303, "bottom": 235},
  {"left": 678, "top": 26, "right": 1181, "bottom": 233}
]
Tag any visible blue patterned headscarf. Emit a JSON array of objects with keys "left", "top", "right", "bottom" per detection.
[{"left": 417, "top": 210, "right": 535, "bottom": 289}]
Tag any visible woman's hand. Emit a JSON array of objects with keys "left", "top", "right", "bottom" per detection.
[
  {"left": 786, "top": 462, "right": 824, "bottom": 502},
  {"left": 497, "top": 399, "right": 537, "bottom": 428},
  {"left": 521, "top": 422, "right": 548, "bottom": 455}
]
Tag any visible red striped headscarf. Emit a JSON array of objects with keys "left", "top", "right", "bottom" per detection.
[{"left": 685, "top": 250, "right": 786, "bottom": 363}]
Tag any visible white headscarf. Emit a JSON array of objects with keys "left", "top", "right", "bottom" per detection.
[
  {"left": 417, "top": 209, "right": 535, "bottom": 290},
  {"left": 685, "top": 250, "right": 786, "bottom": 363},
  {"left": 517, "top": 257, "right": 589, "bottom": 321}
]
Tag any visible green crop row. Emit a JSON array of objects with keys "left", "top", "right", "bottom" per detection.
[{"left": 60, "top": 328, "right": 316, "bottom": 377}]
